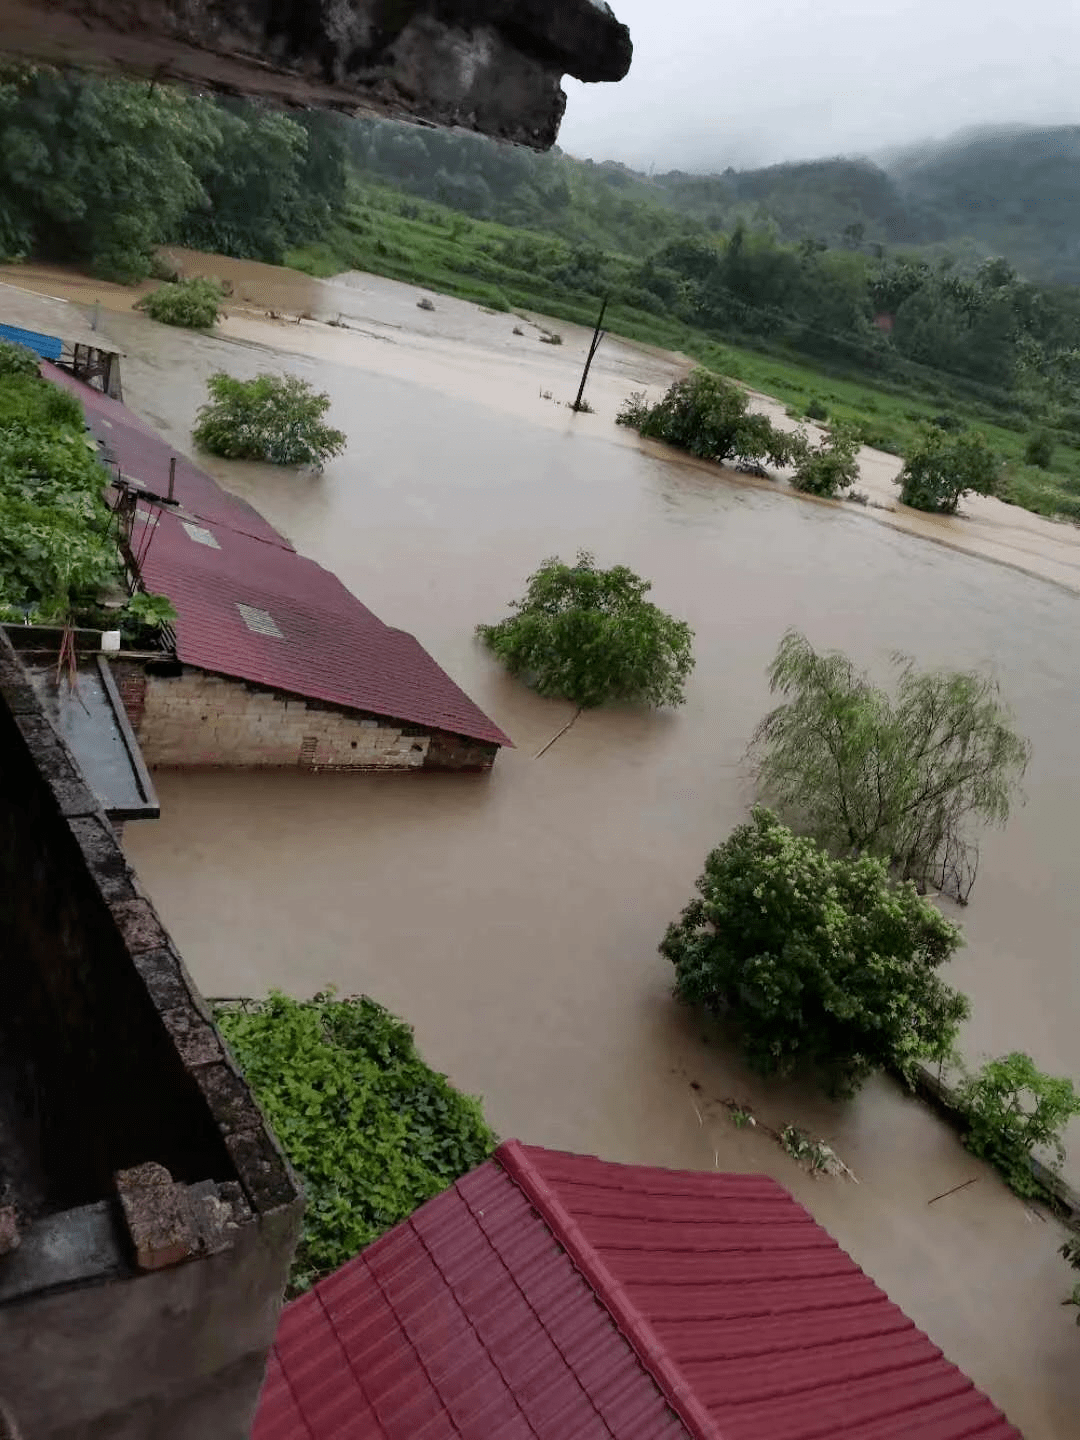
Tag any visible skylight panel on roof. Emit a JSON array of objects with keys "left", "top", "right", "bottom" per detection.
[
  {"left": 182, "top": 521, "right": 220, "bottom": 549},
  {"left": 236, "top": 603, "right": 283, "bottom": 639}
]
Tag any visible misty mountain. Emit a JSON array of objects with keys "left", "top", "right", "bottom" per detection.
[
  {"left": 647, "top": 126, "right": 1080, "bottom": 281},
  {"left": 888, "top": 126, "right": 1080, "bottom": 281},
  {"left": 349, "top": 118, "right": 1080, "bottom": 283}
]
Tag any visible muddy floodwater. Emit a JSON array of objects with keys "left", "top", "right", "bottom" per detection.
[{"left": 8, "top": 258, "right": 1080, "bottom": 1434}]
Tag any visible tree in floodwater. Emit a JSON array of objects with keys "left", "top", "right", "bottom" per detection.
[
  {"left": 477, "top": 551, "right": 694, "bottom": 713},
  {"left": 617, "top": 370, "right": 798, "bottom": 473},
  {"left": 896, "top": 425, "right": 1002, "bottom": 514},
  {"left": 661, "top": 807, "right": 968, "bottom": 1096},
  {"left": 193, "top": 372, "right": 346, "bottom": 467},
  {"left": 750, "top": 630, "right": 1031, "bottom": 902}
]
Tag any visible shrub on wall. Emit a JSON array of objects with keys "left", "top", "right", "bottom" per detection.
[{"left": 215, "top": 991, "right": 497, "bottom": 1294}]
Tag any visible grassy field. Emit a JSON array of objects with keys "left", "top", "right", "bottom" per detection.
[{"left": 286, "top": 184, "right": 1080, "bottom": 522}]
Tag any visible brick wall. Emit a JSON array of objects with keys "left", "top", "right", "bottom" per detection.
[
  {"left": 138, "top": 669, "right": 430, "bottom": 770},
  {"left": 110, "top": 664, "right": 499, "bottom": 772}
]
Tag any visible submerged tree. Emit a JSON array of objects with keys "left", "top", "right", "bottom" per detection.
[
  {"left": 790, "top": 423, "right": 861, "bottom": 497},
  {"left": 193, "top": 372, "right": 346, "bottom": 467},
  {"left": 136, "top": 277, "right": 224, "bottom": 329},
  {"left": 477, "top": 551, "right": 694, "bottom": 712},
  {"left": 896, "top": 426, "right": 1002, "bottom": 514},
  {"left": 661, "top": 807, "right": 968, "bottom": 1096},
  {"left": 618, "top": 370, "right": 798, "bottom": 473},
  {"left": 750, "top": 630, "right": 1030, "bottom": 902}
]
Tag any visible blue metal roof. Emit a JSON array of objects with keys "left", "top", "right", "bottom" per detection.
[{"left": 0, "top": 323, "right": 62, "bottom": 362}]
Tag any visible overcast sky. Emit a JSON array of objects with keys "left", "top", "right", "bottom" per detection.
[{"left": 559, "top": 0, "right": 1080, "bottom": 172}]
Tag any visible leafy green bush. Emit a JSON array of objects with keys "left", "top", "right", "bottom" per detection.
[
  {"left": 1024, "top": 429, "right": 1055, "bottom": 469},
  {"left": 804, "top": 397, "right": 828, "bottom": 421},
  {"left": 752, "top": 630, "right": 1030, "bottom": 902},
  {"left": 0, "top": 340, "right": 40, "bottom": 379},
  {"left": 897, "top": 426, "right": 1002, "bottom": 513},
  {"left": 790, "top": 424, "right": 860, "bottom": 497},
  {"left": 215, "top": 992, "right": 496, "bottom": 1294},
  {"left": 0, "top": 370, "right": 119, "bottom": 620},
  {"left": 661, "top": 807, "right": 968, "bottom": 1096},
  {"left": 477, "top": 550, "right": 695, "bottom": 710},
  {"left": 136, "top": 277, "right": 224, "bottom": 329},
  {"left": 958, "top": 1053, "right": 1080, "bottom": 1199},
  {"left": 117, "top": 590, "right": 177, "bottom": 644},
  {"left": 618, "top": 370, "right": 797, "bottom": 472},
  {"left": 193, "top": 371, "right": 346, "bottom": 467}
]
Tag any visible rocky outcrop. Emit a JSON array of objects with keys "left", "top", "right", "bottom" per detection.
[{"left": 0, "top": 0, "right": 632, "bottom": 148}]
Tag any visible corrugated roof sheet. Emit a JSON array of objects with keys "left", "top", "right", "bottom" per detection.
[
  {"left": 42, "top": 363, "right": 510, "bottom": 748},
  {"left": 256, "top": 1142, "right": 1020, "bottom": 1440},
  {"left": 258, "top": 1152, "right": 690, "bottom": 1440}
]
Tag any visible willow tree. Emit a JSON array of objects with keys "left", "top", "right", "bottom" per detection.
[{"left": 750, "top": 630, "right": 1031, "bottom": 901}]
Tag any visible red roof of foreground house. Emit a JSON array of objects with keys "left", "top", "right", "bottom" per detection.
[
  {"left": 255, "top": 1141, "right": 1019, "bottom": 1440},
  {"left": 44, "top": 364, "right": 510, "bottom": 748}
]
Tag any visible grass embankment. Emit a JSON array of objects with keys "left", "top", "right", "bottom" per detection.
[{"left": 286, "top": 183, "right": 1080, "bottom": 522}]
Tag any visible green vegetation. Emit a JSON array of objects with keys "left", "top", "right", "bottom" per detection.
[
  {"left": 193, "top": 372, "right": 346, "bottom": 467},
  {"left": 0, "top": 345, "right": 120, "bottom": 623},
  {"left": 661, "top": 807, "right": 967, "bottom": 1097},
  {"left": 119, "top": 590, "right": 177, "bottom": 645},
  {"left": 751, "top": 631, "right": 1030, "bottom": 902},
  {"left": 274, "top": 180, "right": 1080, "bottom": 520},
  {"left": 897, "top": 426, "right": 1002, "bottom": 513},
  {"left": 135, "top": 277, "right": 224, "bottom": 329},
  {"left": 6, "top": 78, "right": 1080, "bottom": 517},
  {"left": 790, "top": 425, "right": 860, "bottom": 497},
  {"left": 0, "top": 67, "right": 346, "bottom": 280},
  {"left": 958, "top": 1053, "right": 1080, "bottom": 1201},
  {"left": 1063, "top": 1236, "right": 1080, "bottom": 1323},
  {"left": 477, "top": 551, "right": 694, "bottom": 711},
  {"left": 617, "top": 370, "right": 796, "bottom": 472},
  {"left": 215, "top": 992, "right": 496, "bottom": 1295},
  {"left": 1024, "top": 430, "right": 1055, "bottom": 469}
]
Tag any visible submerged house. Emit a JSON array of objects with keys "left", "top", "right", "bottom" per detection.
[
  {"left": 256, "top": 1142, "right": 1020, "bottom": 1440},
  {"left": 44, "top": 365, "right": 510, "bottom": 773}
]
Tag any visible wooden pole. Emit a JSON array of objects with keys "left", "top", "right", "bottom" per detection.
[
  {"left": 168, "top": 457, "right": 176, "bottom": 502},
  {"left": 572, "top": 296, "right": 608, "bottom": 412}
]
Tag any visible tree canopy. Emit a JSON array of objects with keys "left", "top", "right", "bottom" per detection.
[
  {"left": 136, "top": 277, "right": 224, "bottom": 329},
  {"left": 897, "top": 426, "right": 1003, "bottom": 513},
  {"left": 0, "top": 66, "right": 347, "bottom": 280},
  {"left": 193, "top": 372, "right": 346, "bottom": 467},
  {"left": 618, "top": 370, "right": 797, "bottom": 472},
  {"left": 751, "top": 631, "right": 1030, "bottom": 901},
  {"left": 661, "top": 807, "right": 967, "bottom": 1096},
  {"left": 477, "top": 551, "right": 694, "bottom": 710}
]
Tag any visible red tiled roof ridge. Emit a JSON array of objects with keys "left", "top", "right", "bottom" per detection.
[{"left": 495, "top": 1139, "right": 725, "bottom": 1440}]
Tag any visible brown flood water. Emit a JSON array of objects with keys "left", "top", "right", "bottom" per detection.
[{"left": 7, "top": 259, "right": 1080, "bottom": 1434}]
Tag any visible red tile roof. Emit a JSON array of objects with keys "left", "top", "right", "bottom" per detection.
[
  {"left": 256, "top": 1142, "right": 1020, "bottom": 1440},
  {"left": 44, "top": 364, "right": 510, "bottom": 747}
]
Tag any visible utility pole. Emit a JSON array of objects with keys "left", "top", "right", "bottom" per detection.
[{"left": 572, "top": 295, "right": 608, "bottom": 413}]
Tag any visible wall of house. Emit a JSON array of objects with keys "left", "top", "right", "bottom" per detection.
[
  {"left": 113, "top": 664, "right": 497, "bottom": 772},
  {"left": 0, "top": 633, "right": 303, "bottom": 1440}
]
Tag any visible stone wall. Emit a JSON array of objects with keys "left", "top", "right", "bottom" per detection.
[
  {"left": 0, "top": 632, "right": 303, "bottom": 1440},
  {"left": 113, "top": 662, "right": 498, "bottom": 772}
]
